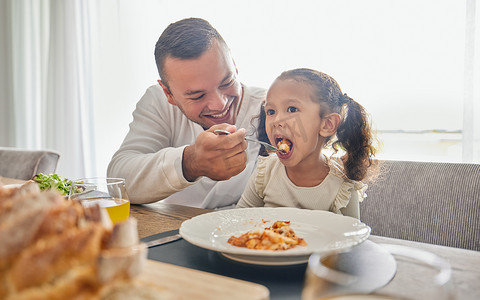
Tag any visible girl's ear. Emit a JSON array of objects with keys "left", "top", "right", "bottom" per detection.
[
  {"left": 319, "top": 113, "right": 341, "bottom": 137},
  {"left": 158, "top": 80, "right": 176, "bottom": 106}
]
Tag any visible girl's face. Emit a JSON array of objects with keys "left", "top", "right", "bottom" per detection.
[{"left": 264, "top": 79, "right": 325, "bottom": 168}]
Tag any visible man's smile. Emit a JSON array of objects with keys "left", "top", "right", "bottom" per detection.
[
  {"left": 207, "top": 104, "right": 231, "bottom": 118},
  {"left": 202, "top": 96, "right": 236, "bottom": 122}
]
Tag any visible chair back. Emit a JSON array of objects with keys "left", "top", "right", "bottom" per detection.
[
  {"left": 360, "top": 159, "right": 480, "bottom": 251},
  {"left": 0, "top": 147, "right": 61, "bottom": 180}
]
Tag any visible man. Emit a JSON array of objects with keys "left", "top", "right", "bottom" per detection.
[{"left": 107, "top": 18, "right": 266, "bottom": 209}]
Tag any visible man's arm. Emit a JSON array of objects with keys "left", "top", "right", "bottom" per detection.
[
  {"left": 108, "top": 86, "right": 199, "bottom": 204},
  {"left": 107, "top": 86, "right": 249, "bottom": 204}
]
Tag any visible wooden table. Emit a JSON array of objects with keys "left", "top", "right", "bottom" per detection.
[
  {"left": 131, "top": 202, "right": 480, "bottom": 300},
  {"left": 131, "top": 202, "right": 212, "bottom": 239},
  {"left": 0, "top": 176, "right": 26, "bottom": 185}
]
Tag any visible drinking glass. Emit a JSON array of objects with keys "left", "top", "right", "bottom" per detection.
[
  {"left": 69, "top": 177, "right": 130, "bottom": 224},
  {"left": 302, "top": 244, "right": 455, "bottom": 300}
]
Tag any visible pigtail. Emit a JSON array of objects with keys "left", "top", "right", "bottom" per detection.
[{"left": 333, "top": 94, "right": 376, "bottom": 181}]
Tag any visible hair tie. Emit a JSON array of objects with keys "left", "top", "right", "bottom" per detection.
[{"left": 340, "top": 93, "right": 351, "bottom": 105}]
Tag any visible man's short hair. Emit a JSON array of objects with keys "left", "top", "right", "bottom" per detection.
[{"left": 154, "top": 18, "right": 227, "bottom": 86}]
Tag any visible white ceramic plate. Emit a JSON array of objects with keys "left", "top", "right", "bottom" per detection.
[{"left": 179, "top": 207, "right": 371, "bottom": 265}]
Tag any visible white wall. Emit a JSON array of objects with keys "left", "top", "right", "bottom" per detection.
[{"left": 90, "top": 0, "right": 479, "bottom": 176}]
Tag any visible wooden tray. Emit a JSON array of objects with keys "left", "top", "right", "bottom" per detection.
[{"left": 137, "top": 260, "right": 270, "bottom": 300}]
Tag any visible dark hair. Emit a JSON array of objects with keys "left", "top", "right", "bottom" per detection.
[
  {"left": 256, "top": 104, "right": 269, "bottom": 157},
  {"left": 154, "top": 18, "right": 227, "bottom": 88},
  {"left": 274, "top": 68, "right": 376, "bottom": 181}
]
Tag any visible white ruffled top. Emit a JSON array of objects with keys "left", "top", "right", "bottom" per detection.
[{"left": 236, "top": 154, "right": 367, "bottom": 218}]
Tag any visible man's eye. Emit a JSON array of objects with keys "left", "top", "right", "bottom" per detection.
[
  {"left": 287, "top": 106, "right": 298, "bottom": 113},
  {"left": 190, "top": 94, "right": 205, "bottom": 101},
  {"left": 220, "top": 80, "right": 234, "bottom": 88},
  {"left": 266, "top": 109, "right": 275, "bottom": 116}
]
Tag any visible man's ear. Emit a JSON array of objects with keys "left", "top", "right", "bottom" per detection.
[
  {"left": 319, "top": 113, "right": 341, "bottom": 137},
  {"left": 158, "top": 80, "right": 176, "bottom": 106}
]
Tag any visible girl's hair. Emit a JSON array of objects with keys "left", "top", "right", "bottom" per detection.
[{"left": 274, "top": 68, "right": 376, "bottom": 181}]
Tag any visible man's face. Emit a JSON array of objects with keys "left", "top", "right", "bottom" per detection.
[{"left": 160, "top": 40, "right": 242, "bottom": 129}]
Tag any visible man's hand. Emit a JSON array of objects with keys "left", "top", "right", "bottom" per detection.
[{"left": 182, "top": 124, "right": 248, "bottom": 182}]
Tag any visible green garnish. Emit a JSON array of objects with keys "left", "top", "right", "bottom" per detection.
[{"left": 33, "top": 173, "right": 79, "bottom": 196}]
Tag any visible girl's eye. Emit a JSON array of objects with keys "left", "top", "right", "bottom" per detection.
[
  {"left": 266, "top": 109, "right": 275, "bottom": 116},
  {"left": 287, "top": 106, "right": 298, "bottom": 113}
]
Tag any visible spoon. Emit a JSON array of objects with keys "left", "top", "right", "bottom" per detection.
[{"left": 213, "top": 129, "right": 283, "bottom": 153}]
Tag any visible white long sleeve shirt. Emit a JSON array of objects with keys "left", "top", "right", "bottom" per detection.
[{"left": 107, "top": 84, "right": 266, "bottom": 209}]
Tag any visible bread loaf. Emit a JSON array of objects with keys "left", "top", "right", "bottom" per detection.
[{"left": 0, "top": 181, "right": 148, "bottom": 300}]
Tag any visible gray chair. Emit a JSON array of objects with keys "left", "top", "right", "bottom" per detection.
[
  {"left": 0, "top": 147, "right": 61, "bottom": 180},
  {"left": 360, "top": 160, "right": 480, "bottom": 251}
]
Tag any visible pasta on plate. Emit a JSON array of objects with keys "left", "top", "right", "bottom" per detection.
[{"left": 227, "top": 221, "right": 307, "bottom": 251}]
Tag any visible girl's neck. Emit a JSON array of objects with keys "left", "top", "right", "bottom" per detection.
[{"left": 285, "top": 154, "right": 329, "bottom": 187}]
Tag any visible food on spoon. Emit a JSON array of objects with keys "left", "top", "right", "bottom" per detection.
[
  {"left": 227, "top": 220, "right": 307, "bottom": 250},
  {"left": 0, "top": 181, "right": 157, "bottom": 300},
  {"left": 276, "top": 138, "right": 292, "bottom": 154}
]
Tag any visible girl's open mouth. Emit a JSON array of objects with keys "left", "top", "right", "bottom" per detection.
[{"left": 275, "top": 137, "right": 293, "bottom": 158}]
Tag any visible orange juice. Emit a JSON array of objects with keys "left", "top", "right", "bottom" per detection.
[{"left": 82, "top": 197, "right": 130, "bottom": 223}]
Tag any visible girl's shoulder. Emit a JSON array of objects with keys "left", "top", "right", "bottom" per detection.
[
  {"left": 256, "top": 154, "right": 282, "bottom": 174},
  {"left": 326, "top": 156, "right": 348, "bottom": 179},
  {"left": 254, "top": 154, "right": 283, "bottom": 198},
  {"left": 327, "top": 156, "right": 368, "bottom": 214},
  {"left": 327, "top": 156, "right": 366, "bottom": 188}
]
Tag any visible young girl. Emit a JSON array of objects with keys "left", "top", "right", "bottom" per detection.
[{"left": 236, "top": 68, "right": 376, "bottom": 218}]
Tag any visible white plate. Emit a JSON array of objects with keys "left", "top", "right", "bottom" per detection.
[
  {"left": 221, "top": 252, "right": 310, "bottom": 266},
  {"left": 179, "top": 207, "right": 371, "bottom": 265}
]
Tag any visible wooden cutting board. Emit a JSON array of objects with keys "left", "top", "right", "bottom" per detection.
[{"left": 137, "top": 260, "right": 270, "bottom": 300}]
